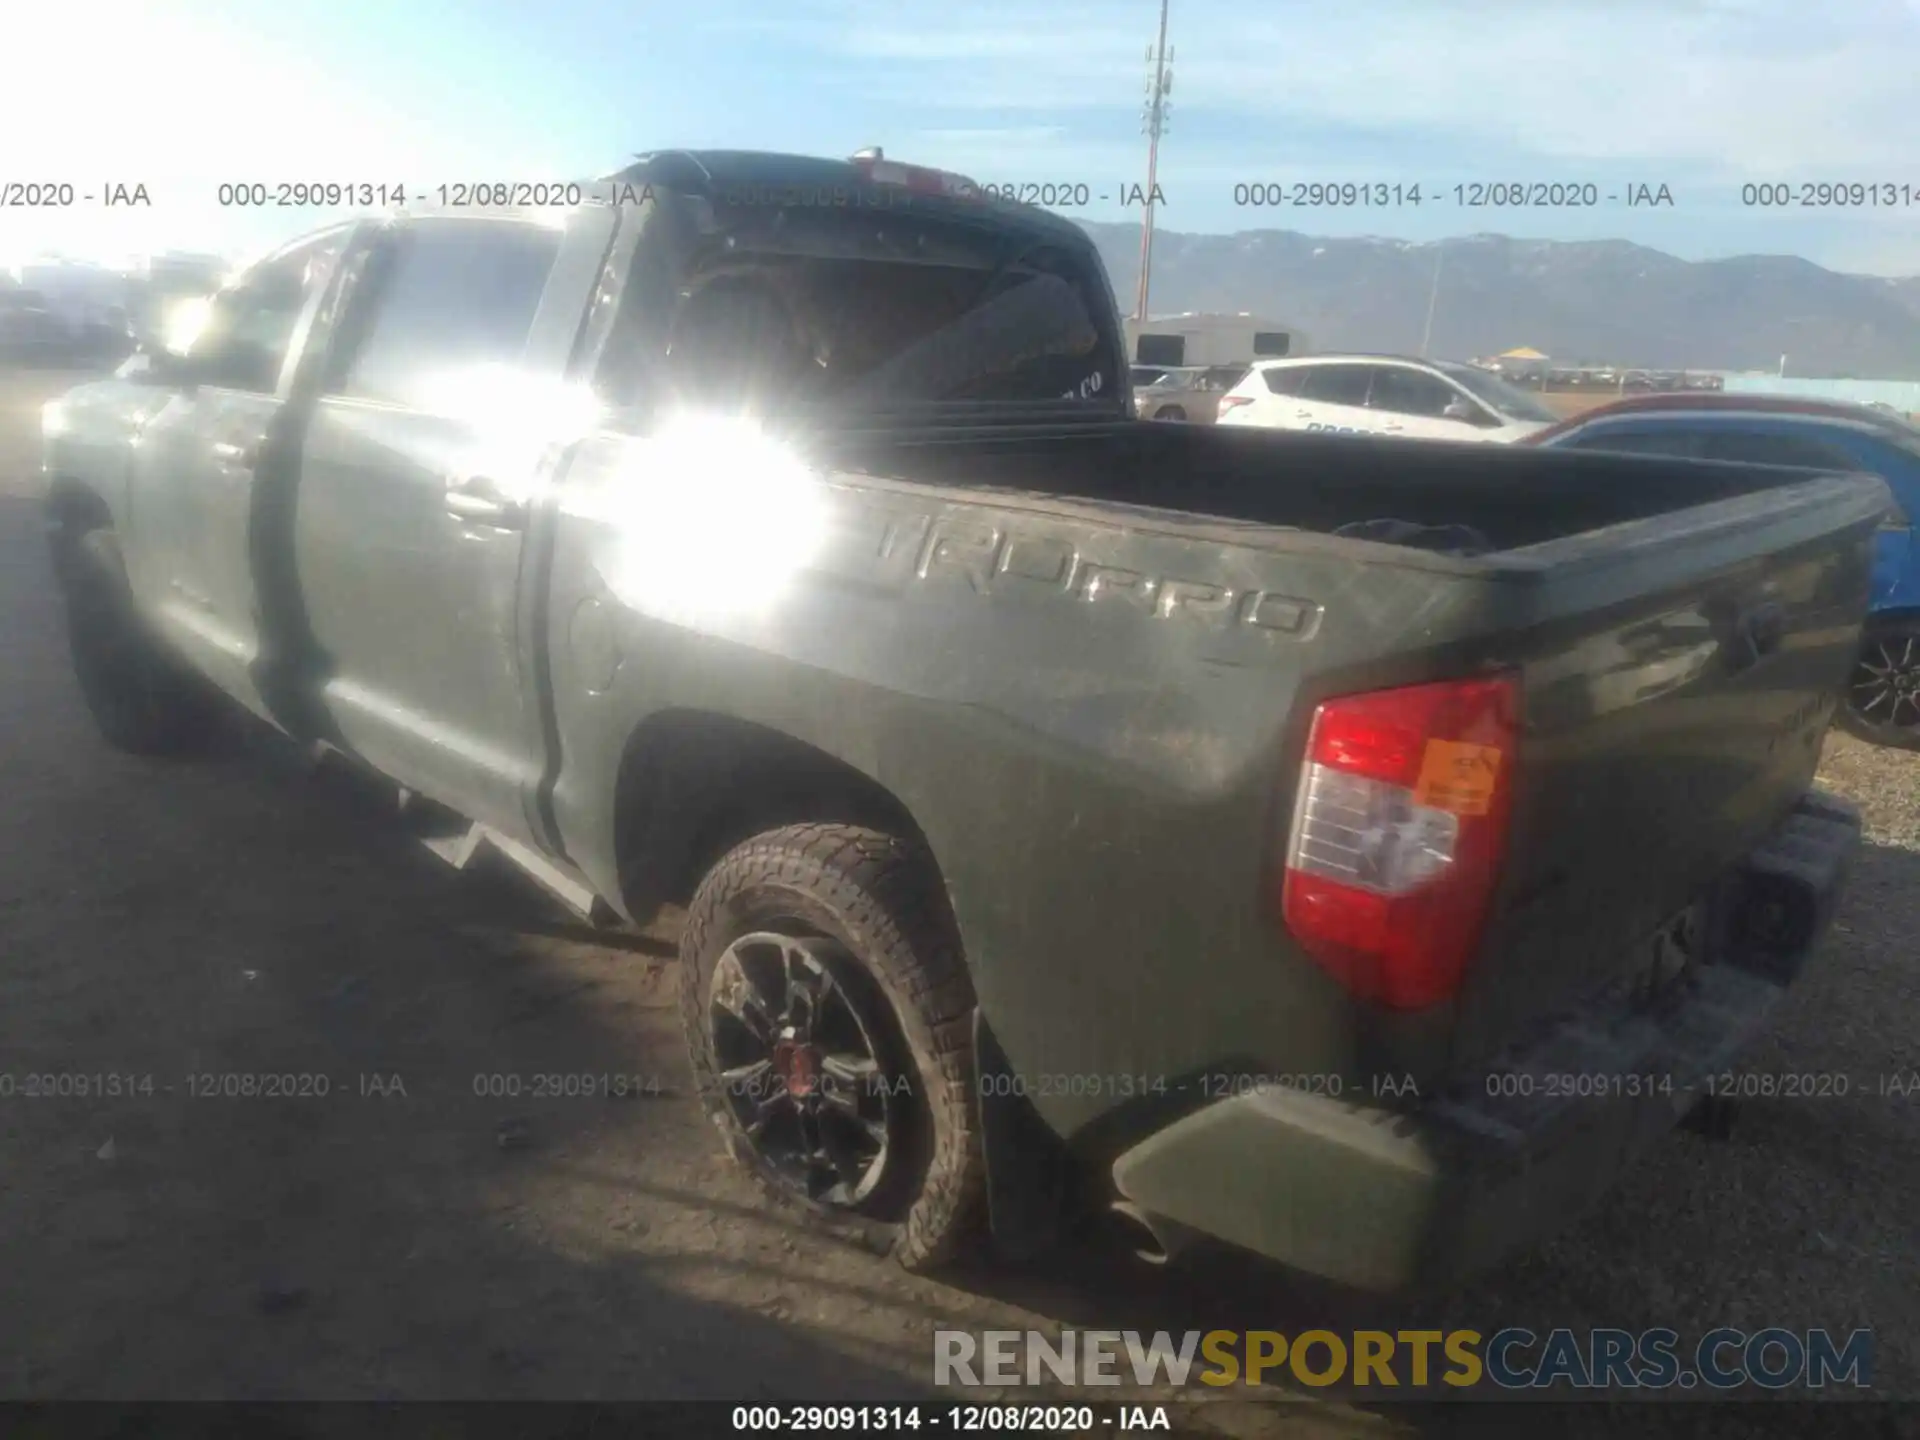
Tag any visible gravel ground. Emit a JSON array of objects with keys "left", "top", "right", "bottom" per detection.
[{"left": 1, "top": 364, "right": 1916, "bottom": 1433}]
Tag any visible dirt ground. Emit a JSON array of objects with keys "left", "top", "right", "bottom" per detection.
[{"left": 2, "top": 366, "right": 1917, "bottom": 1429}]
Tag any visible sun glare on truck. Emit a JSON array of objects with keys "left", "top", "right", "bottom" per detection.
[
  {"left": 161, "top": 295, "right": 213, "bottom": 355},
  {"left": 411, "top": 363, "right": 607, "bottom": 496},
  {"left": 582, "top": 411, "right": 831, "bottom": 622}
]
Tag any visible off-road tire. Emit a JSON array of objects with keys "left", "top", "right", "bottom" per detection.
[
  {"left": 680, "top": 823, "right": 985, "bottom": 1271},
  {"left": 60, "top": 529, "right": 223, "bottom": 756}
]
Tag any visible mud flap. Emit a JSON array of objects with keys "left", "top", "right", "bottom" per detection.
[{"left": 973, "top": 1010, "right": 1071, "bottom": 1262}]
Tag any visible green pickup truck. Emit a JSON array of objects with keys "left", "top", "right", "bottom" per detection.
[{"left": 39, "top": 150, "right": 1882, "bottom": 1292}]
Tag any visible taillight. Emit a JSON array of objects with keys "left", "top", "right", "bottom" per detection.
[
  {"left": 1217, "top": 395, "right": 1253, "bottom": 414},
  {"left": 1277, "top": 674, "right": 1519, "bottom": 1009}
]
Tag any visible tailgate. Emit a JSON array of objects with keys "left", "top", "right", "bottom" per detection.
[{"left": 1451, "top": 470, "right": 1884, "bottom": 1064}]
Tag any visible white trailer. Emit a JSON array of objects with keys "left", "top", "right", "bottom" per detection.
[{"left": 1124, "top": 313, "right": 1309, "bottom": 369}]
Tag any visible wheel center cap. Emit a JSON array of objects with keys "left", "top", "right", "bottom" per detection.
[{"left": 772, "top": 1038, "right": 821, "bottom": 1098}]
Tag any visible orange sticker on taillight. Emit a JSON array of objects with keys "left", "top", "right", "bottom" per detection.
[{"left": 1412, "top": 739, "right": 1504, "bottom": 816}]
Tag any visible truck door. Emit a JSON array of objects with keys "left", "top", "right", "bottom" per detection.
[
  {"left": 128, "top": 228, "right": 348, "bottom": 712},
  {"left": 288, "top": 210, "right": 617, "bottom": 838}
]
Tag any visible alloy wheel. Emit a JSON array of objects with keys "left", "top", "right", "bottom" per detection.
[
  {"left": 706, "top": 929, "right": 897, "bottom": 1208},
  {"left": 1850, "top": 631, "right": 1920, "bottom": 734}
]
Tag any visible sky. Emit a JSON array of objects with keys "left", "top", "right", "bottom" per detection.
[{"left": 4, "top": 0, "right": 1919, "bottom": 275}]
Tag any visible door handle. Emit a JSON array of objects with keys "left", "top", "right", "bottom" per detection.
[{"left": 444, "top": 477, "right": 525, "bottom": 529}]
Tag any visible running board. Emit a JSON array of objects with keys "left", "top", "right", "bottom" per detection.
[{"left": 418, "top": 821, "right": 604, "bottom": 922}]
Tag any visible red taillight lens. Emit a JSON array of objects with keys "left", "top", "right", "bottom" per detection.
[
  {"left": 1217, "top": 395, "right": 1253, "bottom": 414},
  {"left": 1277, "top": 674, "right": 1519, "bottom": 1009},
  {"left": 853, "top": 157, "right": 980, "bottom": 198}
]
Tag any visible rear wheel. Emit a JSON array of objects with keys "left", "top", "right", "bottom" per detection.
[
  {"left": 59, "top": 529, "right": 224, "bottom": 756},
  {"left": 680, "top": 823, "right": 985, "bottom": 1271},
  {"left": 1838, "top": 620, "right": 1920, "bottom": 751},
  {"left": 1151, "top": 405, "right": 1187, "bottom": 422}
]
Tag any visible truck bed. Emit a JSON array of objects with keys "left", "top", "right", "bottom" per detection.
[
  {"left": 825, "top": 418, "right": 1844, "bottom": 553},
  {"left": 808, "top": 420, "right": 1890, "bottom": 1077}
]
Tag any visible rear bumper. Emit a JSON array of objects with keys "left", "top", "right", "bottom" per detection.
[{"left": 1110, "top": 788, "right": 1860, "bottom": 1293}]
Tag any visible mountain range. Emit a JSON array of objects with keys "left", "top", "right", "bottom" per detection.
[{"left": 1075, "top": 222, "right": 1920, "bottom": 379}]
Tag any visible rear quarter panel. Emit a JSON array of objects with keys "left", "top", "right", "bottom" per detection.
[
  {"left": 540, "top": 437, "right": 1883, "bottom": 1143},
  {"left": 541, "top": 432, "right": 1520, "bottom": 1138}
]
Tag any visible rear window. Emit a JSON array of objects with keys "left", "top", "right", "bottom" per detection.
[
  {"left": 598, "top": 195, "right": 1122, "bottom": 422},
  {"left": 1261, "top": 366, "right": 1306, "bottom": 396}
]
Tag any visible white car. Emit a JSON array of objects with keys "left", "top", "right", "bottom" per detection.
[{"left": 1215, "top": 354, "right": 1560, "bottom": 443}]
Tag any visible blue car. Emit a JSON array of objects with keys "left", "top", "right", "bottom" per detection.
[{"left": 1528, "top": 394, "right": 1920, "bottom": 748}]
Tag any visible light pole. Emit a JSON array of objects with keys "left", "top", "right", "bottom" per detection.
[
  {"left": 1418, "top": 240, "right": 1444, "bottom": 358},
  {"left": 1134, "top": 0, "right": 1172, "bottom": 322}
]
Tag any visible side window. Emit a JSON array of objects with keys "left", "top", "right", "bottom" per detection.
[
  {"left": 331, "top": 218, "right": 563, "bottom": 408},
  {"left": 1562, "top": 427, "right": 1703, "bottom": 457},
  {"left": 1262, "top": 366, "right": 1306, "bottom": 397},
  {"left": 1135, "top": 333, "right": 1185, "bottom": 367},
  {"left": 1369, "top": 367, "right": 1459, "bottom": 418},
  {"left": 1699, "top": 430, "right": 1859, "bottom": 470},
  {"left": 1301, "top": 364, "right": 1372, "bottom": 408},
  {"left": 189, "top": 234, "right": 344, "bottom": 394},
  {"left": 1252, "top": 330, "right": 1291, "bottom": 357}
]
